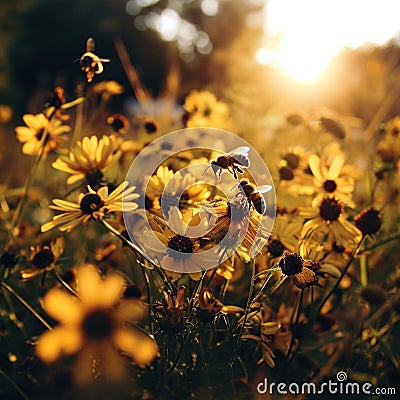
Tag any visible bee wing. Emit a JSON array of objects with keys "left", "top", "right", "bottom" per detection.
[
  {"left": 98, "top": 58, "right": 111, "bottom": 63},
  {"left": 229, "top": 146, "right": 250, "bottom": 156},
  {"left": 256, "top": 185, "right": 273, "bottom": 194}
]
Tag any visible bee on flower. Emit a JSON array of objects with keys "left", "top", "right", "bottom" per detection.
[
  {"left": 15, "top": 112, "right": 70, "bottom": 157},
  {"left": 41, "top": 182, "right": 138, "bottom": 233},
  {"left": 35, "top": 263, "right": 158, "bottom": 384}
]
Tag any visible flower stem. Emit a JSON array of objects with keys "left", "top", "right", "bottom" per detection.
[
  {"left": 51, "top": 270, "right": 79, "bottom": 298},
  {"left": 0, "top": 368, "right": 31, "bottom": 400},
  {"left": 230, "top": 259, "right": 256, "bottom": 367},
  {"left": 1, "top": 282, "right": 52, "bottom": 331},
  {"left": 7, "top": 128, "right": 49, "bottom": 248}
]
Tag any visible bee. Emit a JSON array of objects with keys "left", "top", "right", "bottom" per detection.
[
  {"left": 79, "top": 37, "right": 110, "bottom": 82},
  {"left": 237, "top": 179, "right": 272, "bottom": 215},
  {"left": 203, "top": 147, "right": 250, "bottom": 180}
]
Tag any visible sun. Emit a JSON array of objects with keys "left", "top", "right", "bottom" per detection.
[{"left": 257, "top": 0, "right": 400, "bottom": 83}]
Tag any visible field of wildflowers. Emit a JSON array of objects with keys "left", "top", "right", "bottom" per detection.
[{"left": 0, "top": 1, "right": 400, "bottom": 399}]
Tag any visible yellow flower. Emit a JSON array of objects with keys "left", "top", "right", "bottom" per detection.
[
  {"left": 20, "top": 236, "right": 65, "bottom": 281},
  {"left": 183, "top": 90, "right": 230, "bottom": 129},
  {"left": 15, "top": 113, "right": 70, "bottom": 156},
  {"left": 200, "top": 197, "right": 266, "bottom": 258},
  {"left": 300, "top": 196, "right": 361, "bottom": 246},
  {"left": 142, "top": 206, "right": 216, "bottom": 280},
  {"left": 35, "top": 264, "right": 158, "bottom": 383},
  {"left": 52, "top": 134, "right": 121, "bottom": 185},
  {"left": 146, "top": 166, "right": 211, "bottom": 216},
  {"left": 306, "top": 153, "right": 356, "bottom": 207},
  {"left": 41, "top": 182, "right": 138, "bottom": 232},
  {"left": 266, "top": 212, "right": 303, "bottom": 261}
]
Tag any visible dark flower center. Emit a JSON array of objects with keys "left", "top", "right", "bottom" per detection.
[
  {"left": 323, "top": 179, "right": 337, "bottom": 193},
  {"left": 283, "top": 153, "right": 300, "bottom": 170},
  {"left": 279, "top": 252, "right": 303, "bottom": 276},
  {"left": 80, "top": 193, "right": 104, "bottom": 214},
  {"left": 167, "top": 235, "right": 194, "bottom": 260},
  {"left": 144, "top": 121, "right": 158, "bottom": 134},
  {"left": 267, "top": 239, "right": 286, "bottom": 258},
  {"left": 279, "top": 166, "right": 294, "bottom": 181},
  {"left": 32, "top": 249, "right": 54, "bottom": 269},
  {"left": 81, "top": 309, "right": 114, "bottom": 340},
  {"left": 355, "top": 207, "right": 382, "bottom": 235},
  {"left": 145, "top": 195, "right": 154, "bottom": 210},
  {"left": 85, "top": 169, "right": 104, "bottom": 187},
  {"left": 319, "top": 197, "right": 343, "bottom": 221}
]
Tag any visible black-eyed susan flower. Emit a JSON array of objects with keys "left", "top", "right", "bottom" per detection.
[
  {"left": 142, "top": 206, "right": 215, "bottom": 280},
  {"left": 15, "top": 113, "right": 70, "bottom": 157},
  {"left": 106, "top": 114, "right": 129, "bottom": 134},
  {"left": 20, "top": 236, "right": 64, "bottom": 281},
  {"left": 146, "top": 166, "right": 211, "bottom": 217},
  {"left": 35, "top": 263, "right": 158, "bottom": 383},
  {"left": 200, "top": 196, "right": 263, "bottom": 258},
  {"left": 52, "top": 135, "right": 120, "bottom": 186},
  {"left": 306, "top": 153, "right": 356, "bottom": 207},
  {"left": 183, "top": 90, "right": 230, "bottom": 129},
  {"left": 300, "top": 196, "right": 361, "bottom": 246},
  {"left": 266, "top": 213, "right": 303, "bottom": 261},
  {"left": 41, "top": 182, "right": 138, "bottom": 233}
]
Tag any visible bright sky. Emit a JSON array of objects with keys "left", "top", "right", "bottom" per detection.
[{"left": 257, "top": 0, "right": 400, "bottom": 82}]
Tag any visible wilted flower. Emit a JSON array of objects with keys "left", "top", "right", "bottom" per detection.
[
  {"left": 41, "top": 182, "right": 138, "bottom": 232},
  {"left": 15, "top": 113, "right": 70, "bottom": 156},
  {"left": 153, "top": 286, "right": 187, "bottom": 334},
  {"left": 35, "top": 264, "right": 158, "bottom": 383},
  {"left": 355, "top": 207, "right": 382, "bottom": 236}
]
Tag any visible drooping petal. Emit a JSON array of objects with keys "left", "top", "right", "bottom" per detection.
[
  {"left": 35, "top": 326, "right": 83, "bottom": 363},
  {"left": 43, "top": 288, "right": 83, "bottom": 323},
  {"left": 113, "top": 328, "right": 158, "bottom": 367}
]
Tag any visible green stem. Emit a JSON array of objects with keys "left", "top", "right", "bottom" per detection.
[
  {"left": 98, "top": 217, "right": 175, "bottom": 294},
  {"left": 1, "top": 282, "right": 52, "bottom": 331},
  {"left": 360, "top": 255, "right": 368, "bottom": 286},
  {"left": 230, "top": 259, "right": 256, "bottom": 367},
  {"left": 358, "top": 231, "right": 400, "bottom": 254},
  {"left": 287, "top": 289, "right": 304, "bottom": 358},
  {"left": 0, "top": 368, "right": 31, "bottom": 400},
  {"left": 51, "top": 270, "right": 79, "bottom": 298},
  {"left": 318, "top": 236, "right": 364, "bottom": 313},
  {"left": 7, "top": 128, "right": 49, "bottom": 248},
  {"left": 252, "top": 268, "right": 281, "bottom": 304}
]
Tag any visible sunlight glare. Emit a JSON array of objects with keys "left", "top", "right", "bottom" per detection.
[{"left": 259, "top": 0, "right": 400, "bottom": 83}]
